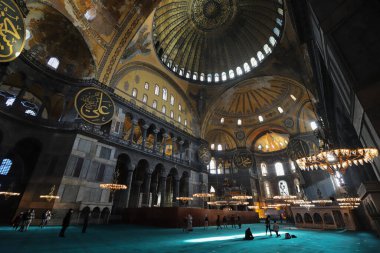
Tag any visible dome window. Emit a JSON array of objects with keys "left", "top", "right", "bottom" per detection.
[
  {"left": 258, "top": 115, "right": 264, "bottom": 122},
  {"left": 273, "top": 27, "right": 280, "bottom": 37},
  {"left": 173, "top": 65, "right": 178, "bottom": 72},
  {"left": 221, "top": 72, "right": 227, "bottom": 81},
  {"left": 47, "top": 57, "right": 60, "bottom": 70},
  {"left": 243, "top": 63, "right": 251, "bottom": 73},
  {"left": 210, "top": 144, "right": 215, "bottom": 150},
  {"left": 84, "top": 8, "right": 97, "bottom": 21},
  {"left": 229, "top": 70, "right": 235, "bottom": 79},
  {"left": 264, "top": 44, "right": 272, "bottom": 55},
  {"left": 207, "top": 74, "right": 212, "bottom": 83},
  {"left": 185, "top": 71, "right": 191, "bottom": 79},
  {"left": 179, "top": 68, "right": 184, "bottom": 76},
  {"left": 217, "top": 144, "right": 223, "bottom": 151},
  {"left": 214, "top": 73, "right": 220, "bottom": 83},
  {"left": 193, "top": 72, "right": 198, "bottom": 80},
  {"left": 310, "top": 121, "right": 318, "bottom": 130},
  {"left": 220, "top": 118, "right": 225, "bottom": 124},
  {"left": 278, "top": 107, "right": 284, "bottom": 113},
  {"left": 257, "top": 51, "right": 264, "bottom": 62},
  {"left": 236, "top": 67, "right": 243, "bottom": 76},
  {"left": 269, "top": 36, "right": 277, "bottom": 47},
  {"left": 237, "top": 119, "right": 242, "bottom": 126},
  {"left": 250, "top": 57, "right": 258, "bottom": 68},
  {"left": 200, "top": 73, "right": 205, "bottom": 82},
  {"left": 290, "top": 94, "right": 297, "bottom": 101},
  {"left": 278, "top": 8, "right": 284, "bottom": 16},
  {"left": 276, "top": 18, "right": 283, "bottom": 27}
]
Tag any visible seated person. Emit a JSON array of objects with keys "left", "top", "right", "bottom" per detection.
[
  {"left": 244, "top": 227, "right": 254, "bottom": 240},
  {"left": 272, "top": 221, "right": 280, "bottom": 237}
]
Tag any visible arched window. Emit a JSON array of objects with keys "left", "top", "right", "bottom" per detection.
[
  {"left": 185, "top": 71, "right": 191, "bottom": 79},
  {"left": 269, "top": 36, "right": 277, "bottom": 47},
  {"left": 217, "top": 144, "right": 223, "bottom": 151},
  {"left": 193, "top": 72, "right": 198, "bottom": 81},
  {"left": 152, "top": 100, "right": 157, "bottom": 109},
  {"left": 170, "top": 111, "right": 174, "bottom": 119},
  {"left": 229, "top": 70, "right": 235, "bottom": 79},
  {"left": 173, "top": 65, "right": 178, "bottom": 72},
  {"left": 161, "top": 105, "right": 166, "bottom": 114},
  {"left": 276, "top": 18, "right": 283, "bottom": 27},
  {"left": 178, "top": 115, "right": 181, "bottom": 123},
  {"left": 170, "top": 95, "right": 175, "bottom": 105},
  {"left": 47, "top": 57, "right": 60, "bottom": 70},
  {"left": 154, "top": 84, "right": 160, "bottom": 95},
  {"left": 162, "top": 54, "right": 168, "bottom": 62},
  {"left": 162, "top": 88, "right": 168, "bottom": 101},
  {"left": 184, "top": 120, "right": 187, "bottom": 126},
  {"left": 167, "top": 60, "right": 173, "bottom": 68},
  {"left": 210, "top": 144, "right": 215, "bottom": 150},
  {"left": 261, "top": 163, "right": 268, "bottom": 176},
  {"left": 132, "top": 88, "right": 137, "bottom": 98},
  {"left": 209, "top": 158, "right": 216, "bottom": 174},
  {"left": 217, "top": 163, "right": 223, "bottom": 174},
  {"left": 237, "top": 119, "right": 242, "bottom": 126},
  {"left": 275, "top": 162, "right": 285, "bottom": 176},
  {"left": 243, "top": 62, "right": 251, "bottom": 73},
  {"left": 85, "top": 8, "right": 97, "bottom": 20},
  {"left": 257, "top": 51, "right": 264, "bottom": 62},
  {"left": 214, "top": 73, "right": 220, "bottom": 83},
  {"left": 250, "top": 57, "right": 258, "bottom": 67},
  {"left": 179, "top": 68, "right": 184, "bottom": 76},
  {"left": 142, "top": 94, "right": 148, "bottom": 104},
  {"left": 210, "top": 186, "right": 216, "bottom": 193},
  {"left": 220, "top": 118, "right": 224, "bottom": 124},
  {"left": 25, "top": 109, "right": 36, "bottom": 116},
  {"left": 221, "top": 72, "right": 227, "bottom": 81},
  {"left": 278, "top": 8, "right": 284, "bottom": 15},
  {"left": 294, "top": 178, "right": 301, "bottom": 193},
  {"left": 264, "top": 44, "right": 272, "bottom": 54},
  {"left": 236, "top": 67, "right": 243, "bottom": 76},
  {"left": 273, "top": 27, "right": 280, "bottom": 37},
  {"left": 0, "top": 158, "right": 12, "bottom": 175},
  {"left": 207, "top": 74, "right": 212, "bottom": 83},
  {"left": 200, "top": 73, "right": 205, "bottom": 82},
  {"left": 264, "top": 181, "right": 271, "bottom": 198},
  {"left": 290, "top": 160, "right": 296, "bottom": 173},
  {"left": 278, "top": 180, "right": 289, "bottom": 196},
  {"left": 178, "top": 104, "right": 182, "bottom": 111},
  {"left": 144, "top": 82, "right": 149, "bottom": 90}
]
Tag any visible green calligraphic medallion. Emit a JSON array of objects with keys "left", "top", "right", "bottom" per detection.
[
  {"left": 0, "top": 0, "right": 26, "bottom": 62},
  {"left": 75, "top": 87, "right": 115, "bottom": 125},
  {"left": 233, "top": 150, "right": 254, "bottom": 169}
]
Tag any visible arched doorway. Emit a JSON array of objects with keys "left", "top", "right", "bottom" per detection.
[
  {"left": 0, "top": 138, "right": 42, "bottom": 223},
  {"left": 112, "top": 154, "right": 132, "bottom": 213},
  {"left": 150, "top": 164, "right": 165, "bottom": 207},
  {"left": 179, "top": 171, "right": 190, "bottom": 206},
  {"left": 129, "top": 159, "right": 149, "bottom": 208},
  {"left": 166, "top": 168, "right": 179, "bottom": 207}
]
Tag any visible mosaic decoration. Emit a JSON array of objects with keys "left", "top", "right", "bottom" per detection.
[
  {"left": 233, "top": 150, "right": 254, "bottom": 169},
  {"left": 0, "top": 0, "right": 26, "bottom": 62},
  {"left": 75, "top": 87, "right": 115, "bottom": 125},
  {"left": 198, "top": 144, "right": 212, "bottom": 165}
]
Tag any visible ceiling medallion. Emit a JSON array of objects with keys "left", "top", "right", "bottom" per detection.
[{"left": 190, "top": 0, "right": 237, "bottom": 32}]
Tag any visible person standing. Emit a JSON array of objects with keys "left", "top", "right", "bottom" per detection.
[
  {"left": 40, "top": 210, "right": 51, "bottom": 228},
  {"left": 25, "top": 209, "right": 35, "bottom": 231},
  {"left": 187, "top": 214, "right": 193, "bottom": 232},
  {"left": 19, "top": 211, "right": 29, "bottom": 232},
  {"left": 237, "top": 216, "right": 242, "bottom": 229},
  {"left": 216, "top": 215, "right": 222, "bottom": 230},
  {"left": 231, "top": 216, "right": 236, "bottom": 229},
  {"left": 223, "top": 216, "right": 227, "bottom": 228},
  {"left": 204, "top": 214, "right": 209, "bottom": 230},
  {"left": 265, "top": 215, "right": 272, "bottom": 236},
  {"left": 82, "top": 211, "right": 90, "bottom": 234},
  {"left": 59, "top": 209, "right": 73, "bottom": 237},
  {"left": 12, "top": 212, "right": 23, "bottom": 230},
  {"left": 272, "top": 220, "right": 280, "bottom": 237}
]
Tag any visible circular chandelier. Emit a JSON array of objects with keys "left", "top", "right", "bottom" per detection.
[
  {"left": 273, "top": 195, "right": 298, "bottom": 200},
  {"left": 100, "top": 184, "right": 128, "bottom": 191},
  {"left": 193, "top": 193, "right": 214, "bottom": 198},
  {"left": 311, "top": 199, "right": 333, "bottom": 204},
  {"left": 0, "top": 191, "right": 20, "bottom": 197},
  {"left": 296, "top": 148, "right": 378, "bottom": 175},
  {"left": 40, "top": 195, "right": 60, "bottom": 202},
  {"left": 231, "top": 195, "right": 253, "bottom": 200},
  {"left": 176, "top": 197, "right": 194, "bottom": 202}
]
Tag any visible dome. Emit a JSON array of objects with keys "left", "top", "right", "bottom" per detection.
[
  {"left": 153, "top": 0, "right": 285, "bottom": 84},
  {"left": 253, "top": 131, "right": 289, "bottom": 153}
]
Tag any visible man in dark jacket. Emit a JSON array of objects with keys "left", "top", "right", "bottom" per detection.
[{"left": 59, "top": 209, "right": 73, "bottom": 237}]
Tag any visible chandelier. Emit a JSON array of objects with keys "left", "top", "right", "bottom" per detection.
[
  {"left": 273, "top": 195, "right": 297, "bottom": 200},
  {"left": 40, "top": 185, "right": 60, "bottom": 202},
  {"left": 296, "top": 148, "right": 378, "bottom": 175},
  {"left": 231, "top": 195, "right": 253, "bottom": 200},
  {"left": 176, "top": 197, "right": 194, "bottom": 203},
  {"left": 100, "top": 184, "right": 128, "bottom": 191},
  {"left": 193, "top": 193, "right": 213, "bottom": 198},
  {"left": 0, "top": 191, "right": 20, "bottom": 197}
]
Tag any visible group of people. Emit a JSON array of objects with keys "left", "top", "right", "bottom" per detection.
[
  {"left": 245, "top": 215, "right": 284, "bottom": 240},
  {"left": 216, "top": 215, "right": 242, "bottom": 229},
  {"left": 12, "top": 209, "right": 52, "bottom": 231}
]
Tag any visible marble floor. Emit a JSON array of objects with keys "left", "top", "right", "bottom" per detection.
[{"left": 0, "top": 223, "right": 379, "bottom": 253}]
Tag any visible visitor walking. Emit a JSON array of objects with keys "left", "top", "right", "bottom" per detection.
[
  {"left": 237, "top": 216, "right": 242, "bottom": 229},
  {"left": 223, "top": 216, "right": 227, "bottom": 228},
  {"left": 40, "top": 210, "right": 51, "bottom": 228},
  {"left": 19, "top": 210, "right": 29, "bottom": 232},
  {"left": 204, "top": 214, "right": 209, "bottom": 230},
  {"left": 12, "top": 212, "right": 23, "bottom": 230},
  {"left": 187, "top": 214, "right": 193, "bottom": 232},
  {"left": 273, "top": 220, "right": 280, "bottom": 237},
  {"left": 59, "top": 209, "right": 73, "bottom": 237},
  {"left": 216, "top": 215, "right": 222, "bottom": 230},
  {"left": 231, "top": 216, "right": 236, "bottom": 229},
  {"left": 182, "top": 216, "right": 188, "bottom": 232},
  {"left": 25, "top": 209, "right": 35, "bottom": 231},
  {"left": 82, "top": 211, "right": 90, "bottom": 233},
  {"left": 265, "top": 215, "right": 272, "bottom": 236}
]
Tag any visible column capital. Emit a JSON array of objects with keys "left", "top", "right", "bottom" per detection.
[
  {"left": 131, "top": 119, "right": 139, "bottom": 125},
  {"left": 153, "top": 129, "right": 160, "bottom": 134},
  {"left": 162, "top": 133, "right": 169, "bottom": 138},
  {"left": 172, "top": 137, "right": 177, "bottom": 142},
  {"left": 178, "top": 140, "right": 184, "bottom": 145},
  {"left": 142, "top": 124, "right": 150, "bottom": 130}
]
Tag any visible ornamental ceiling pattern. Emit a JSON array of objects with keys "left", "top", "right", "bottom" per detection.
[{"left": 153, "top": 0, "right": 284, "bottom": 84}]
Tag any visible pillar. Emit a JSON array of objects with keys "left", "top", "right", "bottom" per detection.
[
  {"left": 153, "top": 129, "right": 159, "bottom": 153},
  {"left": 179, "top": 140, "right": 184, "bottom": 161},
  {"left": 141, "top": 124, "right": 149, "bottom": 150},
  {"left": 142, "top": 173, "right": 152, "bottom": 207},
  {"left": 162, "top": 133, "right": 168, "bottom": 157},
  {"left": 129, "top": 119, "right": 138, "bottom": 144},
  {"left": 171, "top": 137, "right": 177, "bottom": 159},
  {"left": 159, "top": 176, "right": 167, "bottom": 207},
  {"left": 124, "top": 169, "right": 135, "bottom": 208},
  {"left": 173, "top": 178, "right": 180, "bottom": 206}
]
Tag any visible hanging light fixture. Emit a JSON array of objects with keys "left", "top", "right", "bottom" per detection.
[{"left": 40, "top": 185, "right": 60, "bottom": 202}]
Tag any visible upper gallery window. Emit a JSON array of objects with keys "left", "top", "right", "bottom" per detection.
[
  {"left": 162, "top": 88, "right": 168, "bottom": 101},
  {"left": 144, "top": 82, "right": 149, "bottom": 90},
  {"left": 132, "top": 88, "right": 137, "bottom": 98},
  {"left": 0, "top": 158, "right": 12, "bottom": 175},
  {"left": 170, "top": 95, "right": 175, "bottom": 105},
  {"left": 275, "top": 162, "right": 285, "bottom": 176},
  {"left": 261, "top": 163, "right": 268, "bottom": 176},
  {"left": 47, "top": 57, "right": 60, "bottom": 70},
  {"left": 155, "top": 85, "right": 160, "bottom": 95},
  {"left": 142, "top": 94, "right": 148, "bottom": 104}
]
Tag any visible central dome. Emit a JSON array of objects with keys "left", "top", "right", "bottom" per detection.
[
  {"left": 191, "top": 0, "right": 237, "bottom": 31},
  {"left": 153, "top": 0, "right": 284, "bottom": 84}
]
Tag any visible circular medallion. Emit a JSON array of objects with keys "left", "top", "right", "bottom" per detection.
[
  {"left": 0, "top": 0, "right": 26, "bottom": 62},
  {"left": 75, "top": 87, "right": 115, "bottom": 125},
  {"left": 198, "top": 144, "right": 212, "bottom": 165},
  {"left": 191, "top": 0, "right": 237, "bottom": 31},
  {"left": 286, "top": 138, "right": 310, "bottom": 160},
  {"left": 233, "top": 150, "right": 254, "bottom": 169},
  {"left": 284, "top": 118, "right": 294, "bottom": 128},
  {"left": 235, "top": 131, "right": 245, "bottom": 141}
]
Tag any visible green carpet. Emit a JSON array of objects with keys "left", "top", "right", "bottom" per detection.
[{"left": 0, "top": 224, "right": 379, "bottom": 253}]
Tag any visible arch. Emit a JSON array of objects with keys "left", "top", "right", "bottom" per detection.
[
  {"left": 313, "top": 213, "right": 323, "bottom": 224},
  {"left": 92, "top": 207, "right": 101, "bottom": 220},
  {"left": 323, "top": 213, "right": 335, "bottom": 225},
  {"left": 112, "top": 154, "right": 133, "bottom": 213},
  {"left": 275, "top": 162, "right": 285, "bottom": 176},
  {"left": 205, "top": 129, "right": 237, "bottom": 150},
  {"left": 179, "top": 171, "right": 190, "bottom": 202},
  {"left": 165, "top": 168, "right": 179, "bottom": 207},
  {"left": 101, "top": 208, "right": 110, "bottom": 224},
  {"left": 129, "top": 159, "right": 150, "bottom": 208},
  {"left": 80, "top": 206, "right": 91, "bottom": 218},
  {"left": 278, "top": 180, "right": 289, "bottom": 195},
  {"left": 150, "top": 163, "right": 166, "bottom": 207},
  {"left": 295, "top": 213, "right": 303, "bottom": 223},
  {"left": 304, "top": 213, "right": 313, "bottom": 224}
]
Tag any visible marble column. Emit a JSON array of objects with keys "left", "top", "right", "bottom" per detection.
[
  {"left": 153, "top": 129, "right": 159, "bottom": 153},
  {"left": 179, "top": 140, "right": 184, "bottom": 161},
  {"left": 173, "top": 179, "right": 180, "bottom": 207},
  {"left": 124, "top": 169, "right": 134, "bottom": 208},
  {"left": 141, "top": 124, "right": 149, "bottom": 150},
  {"left": 142, "top": 173, "right": 152, "bottom": 207},
  {"left": 159, "top": 176, "right": 167, "bottom": 207}
]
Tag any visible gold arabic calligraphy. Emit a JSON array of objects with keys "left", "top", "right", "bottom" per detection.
[
  {"left": 75, "top": 88, "right": 115, "bottom": 125},
  {"left": 0, "top": 0, "right": 25, "bottom": 62}
]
